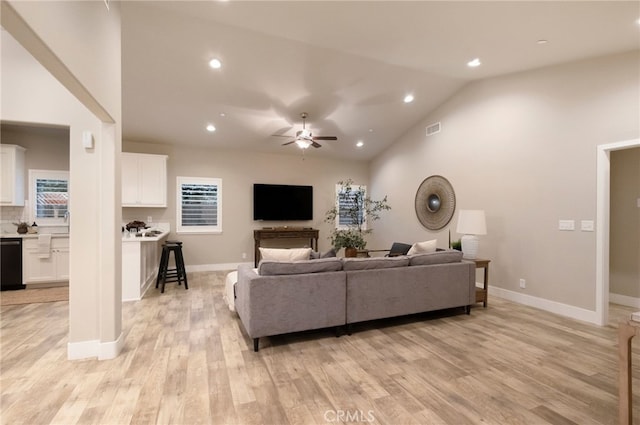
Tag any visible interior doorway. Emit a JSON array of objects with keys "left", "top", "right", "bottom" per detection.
[{"left": 596, "top": 138, "right": 640, "bottom": 326}]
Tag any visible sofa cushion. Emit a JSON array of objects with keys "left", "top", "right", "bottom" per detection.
[
  {"left": 258, "top": 257, "right": 343, "bottom": 275},
  {"left": 310, "top": 248, "right": 337, "bottom": 259},
  {"left": 409, "top": 249, "right": 463, "bottom": 266},
  {"left": 407, "top": 239, "right": 437, "bottom": 255},
  {"left": 342, "top": 256, "right": 409, "bottom": 271},
  {"left": 259, "top": 247, "right": 312, "bottom": 262}
]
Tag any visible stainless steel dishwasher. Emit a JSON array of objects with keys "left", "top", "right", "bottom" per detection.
[{"left": 1, "top": 237, "right": 25, "bottom": 291}]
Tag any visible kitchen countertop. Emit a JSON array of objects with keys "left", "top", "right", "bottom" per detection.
[
  {"left": 1, "top": 233, "right": 69, "bottom": 239},
  {"left": 122, "top": 229, "right": 170, "bottom": 243}
]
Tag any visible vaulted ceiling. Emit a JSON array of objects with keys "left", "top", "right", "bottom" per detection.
[{"left": 118, "top": 1, "right": 639, "bottom": 161}]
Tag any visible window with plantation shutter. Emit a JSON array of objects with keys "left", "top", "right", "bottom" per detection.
[
  {"left": 29, "top": 170, "right": 70, "bottom": 225},
  {"left": 336, "top": 184, "right": 366, "bottom": 230},
  {"left": 177, "top": 176, "right": 222, "bottom": 233}
]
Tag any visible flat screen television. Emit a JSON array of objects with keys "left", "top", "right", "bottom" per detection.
[{"left": 253, "top": 184, "right": 313, "bottom": 221}]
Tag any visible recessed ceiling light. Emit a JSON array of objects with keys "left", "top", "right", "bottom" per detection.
[
  {"left": 356, "top": 141, "right": 364, "bottom": 148},
  {"left": 636, "top": 18, "right": 640, "bottom": 26},
  {"left": 219, "top": 112, "right": 226, "bottom": 117},
  {"left": 368, "top": 128, "right": 374, "bottom": 133},
  {"left": 403, "top": 94, "right": 414, "bottom": 103},
  {"left": 206, "top": 124, "right": 216, "bottom": 132},
  {"left": 467, "top": 58, "right": 481, "bottom": 68},
  {"left": 208, "top": 58, "right": 222, "bottom": 69},
  {"left": 536, "top": 39, "right": 548, "bottom": 45}
]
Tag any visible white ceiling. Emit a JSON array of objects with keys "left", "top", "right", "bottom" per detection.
[{"left": 95, "top": 2, "right": 640, "bottom": 160}]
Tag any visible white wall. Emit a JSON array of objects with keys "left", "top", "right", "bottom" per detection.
[
  {"left": 123, "top": 141, "right": 369, "bottom": 268},
  {"left": 2, "top": 1, "right": 123, "bottom": 359},
  {"left": 370, "top": 51, "right": 640, "bottom": 315}
]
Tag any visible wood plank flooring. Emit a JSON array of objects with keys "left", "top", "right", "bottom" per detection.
[{"left": 1, "top": 271, "right": 638, "bottom": 425}]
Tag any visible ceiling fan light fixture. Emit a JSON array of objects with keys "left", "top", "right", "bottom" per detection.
[
  {"left": 296, "top": 139, "right": 312, "bottom": 149},
  {"left": 403, "top": 94, "right": 414, "bottom": 103},
  {"left": 299, "top": 129, "right": 312, "bottom": 139}
]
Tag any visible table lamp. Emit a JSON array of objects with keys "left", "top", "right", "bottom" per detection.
[{"left": 456, "top": 209, "right": 486, "bottom": 259}]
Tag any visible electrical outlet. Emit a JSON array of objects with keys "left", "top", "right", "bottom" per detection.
[
  {"left": 519, "top": 279, "right": 526, "bottom": 289},
  {"left": 581, "top": 220, "right": 594, "bottom": 232},
  {"left": 242, "top": 253, "right": 247, "bottom": 259},
  {"left": 147, "top": 216, "right": 152, "bottom": 223},
  {"left": 558, "top": 220, "right": 575, "bottom": 231}
]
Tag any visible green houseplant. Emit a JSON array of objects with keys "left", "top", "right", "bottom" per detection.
[{"left": 325, "top": 179, "right": 391, "bottom": 256}]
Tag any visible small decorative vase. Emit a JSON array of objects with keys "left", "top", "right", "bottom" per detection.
[
  {"left": 16, "top": 224, "right": 28, "bottom": 234},
  {"left": 345, "top": 247, "right": 358, "bottom": 258}
]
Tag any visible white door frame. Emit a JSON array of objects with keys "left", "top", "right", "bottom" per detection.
[{"left": 596, "top": 138, "right": 640, "bottom": 326}]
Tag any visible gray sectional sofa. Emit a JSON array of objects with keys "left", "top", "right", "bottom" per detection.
[{"left": 235, "top": 250, "right": 475, "bottom": 351}]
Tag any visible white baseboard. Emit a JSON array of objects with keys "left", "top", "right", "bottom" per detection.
[
  {"left": 186, "top": 262, "right": 251, "bottom": 273},
  {"left": 67, "top": 339, "right": 99, "bottom": 360},
  {"left": 67, "top": 332, "right": 124, "bottom": 360},
  {"left": 489, "top": 286, "right": 599, "bottom": 325},
  {"left": 99, "top": 332, "right": 124, "bottom": 360},
  {"left": 610, "top": 292, "right": 640, "bottom": 309}
]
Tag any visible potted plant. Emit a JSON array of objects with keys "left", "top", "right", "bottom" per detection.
[
  {"left": 329, "top": 228, "right": 366, "bottom": 257},
  {"left": 325, "top": 179, "right": 391, "bottom": 257},
  {"left": 13, "top": 221, "right": 29, "bottom": 234}
]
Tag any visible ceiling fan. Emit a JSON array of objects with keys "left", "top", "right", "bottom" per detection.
[{"left": 276, "top": 112, "right": 337, "bottom": 149}]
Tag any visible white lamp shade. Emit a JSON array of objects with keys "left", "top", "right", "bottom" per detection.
[{"left": 456, "top": 210, "right": 487, "bottom": 235}]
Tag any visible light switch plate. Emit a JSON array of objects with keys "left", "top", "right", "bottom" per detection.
[
  {"left": 580, "top": 220, "right": 594, "bottom": 232},
  {"left": 559, "top": 220, "right": 575, "bottom": 231}
]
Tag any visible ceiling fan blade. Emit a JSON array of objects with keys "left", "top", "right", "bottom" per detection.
[
  {"left": 313, "top": 136, "right": 337, "bottom": 141},
  {"left": 272, "top": 134, "right": 293, "bottom": 138},
  {"left": 311, "top": 141, "right": 322, "bottom": 148},
  {"left": 281, "top": 140, "right": 296, "bottom": 146}
]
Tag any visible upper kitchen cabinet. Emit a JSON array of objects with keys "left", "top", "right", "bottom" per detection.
[
  {"left": 0, "top": 144, "right": 26, "bottom": 206},
  {"left": 122, "top": 152, "right": 168, "bottom": 207}
]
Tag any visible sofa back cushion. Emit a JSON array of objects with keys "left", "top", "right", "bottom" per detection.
[
  {"left": 409, "top": 249, "right": 463, "bottom": 266},
  {"left": 342, "top": 256, "right": 409, "bottom": 271},
  {"left": 258, "top": 257, "right": 343, "bottom": 276},
  {"left": 259, "top": 247, "right": 312, "bottom": 262}
]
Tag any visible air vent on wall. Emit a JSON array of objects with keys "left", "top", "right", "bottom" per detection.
[{"left": 426, "top": 122, "right": 441, "bottom": 137}]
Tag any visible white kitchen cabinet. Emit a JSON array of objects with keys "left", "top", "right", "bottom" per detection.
[
  {"left": 0, "top": 144, "right": 26, "bottom": 206},
  {"left": 22, "top": 236, "right": 69, "bottom": 284},
  {"left": 122, "top": 152, "right": 167, "bottom": 207}
]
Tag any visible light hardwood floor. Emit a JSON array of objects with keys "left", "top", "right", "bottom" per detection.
[{"left": 1, "top": 271, "right": 638, "bottom": 425}]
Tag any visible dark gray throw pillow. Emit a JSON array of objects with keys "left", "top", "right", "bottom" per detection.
[{"left": 310, "top": 248, "right": 337, "bottom": 260}]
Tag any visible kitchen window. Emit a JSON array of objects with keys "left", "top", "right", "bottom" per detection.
[
  {"left": 176, "top": 176, "right": 222, "bottom": 234},
  {"left": 28, "top": 169, "right": 69, "bottom": 225}
]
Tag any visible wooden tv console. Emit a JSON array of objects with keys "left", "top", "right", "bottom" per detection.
[{"left": 253, "top": 227, "right": 319, "bottom": 267}]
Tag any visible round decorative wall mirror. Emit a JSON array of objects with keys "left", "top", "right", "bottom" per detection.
[{"left": 414, "top": 175, "right": 456, "bottom": 230}]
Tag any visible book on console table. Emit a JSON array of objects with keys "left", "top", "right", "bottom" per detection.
[{"left": 632, "top": 311, "right": 640, "bottom": 322}]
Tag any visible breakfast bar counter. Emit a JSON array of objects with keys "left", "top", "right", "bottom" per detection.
[{"left": 122, "top": 228, "right": 169, "bottom": 301}]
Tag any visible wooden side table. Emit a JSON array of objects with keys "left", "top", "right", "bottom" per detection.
[
  {"left": 619, "top": 315, "right": 640, "bottom": 425},
  {"left": 471, "top": 258, "right": 490, "bottom": 307}
]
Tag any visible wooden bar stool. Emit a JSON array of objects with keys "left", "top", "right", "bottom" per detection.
[{"left": 156, "top": 241, "right": 188, "bottom": 293}]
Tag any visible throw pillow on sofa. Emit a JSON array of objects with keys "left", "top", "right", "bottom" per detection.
[
  {"left": 310, "top": 248, "right": 337, "bottom": 259},
  {"left": 407, "top": 239, "right": 437, "bottom": 255},
  {"left": 259, "top": 247, "right": 312, "bottom": 262}
]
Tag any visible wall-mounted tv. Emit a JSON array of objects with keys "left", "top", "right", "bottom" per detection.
[{"left": 253, "top": 184, "right": 313, "bottom": 221}]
